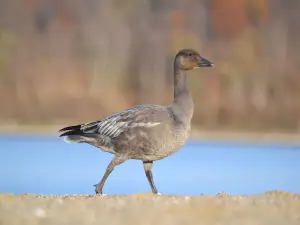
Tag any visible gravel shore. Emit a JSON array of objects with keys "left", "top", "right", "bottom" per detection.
[{"left": 1, "top": 191, "right": 300, "bottom": 225}]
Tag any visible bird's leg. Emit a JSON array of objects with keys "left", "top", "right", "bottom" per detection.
[
  {"left": 94, "top": 156, "right": 125, "bottom": 195},
  {"left": 143, "top": 161, "right": 159, "bottom": 195}
]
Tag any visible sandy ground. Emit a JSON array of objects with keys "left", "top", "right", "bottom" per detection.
[{"left": 1, "top": 191, "right": 300, "bottom": 225}]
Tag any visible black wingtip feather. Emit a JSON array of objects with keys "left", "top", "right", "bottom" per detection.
[
  {"left": 59, "top": 129, "right": 83, "bottom": 137},
  {"left": 59, "top": 124, "right": 83, "bottom": 137},
  {"left": 58, "top": 124, "right": 82, "bottom": 132}
]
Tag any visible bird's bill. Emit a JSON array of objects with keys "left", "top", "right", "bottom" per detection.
[{"left": 197, "top": 57, "right": 214, "bottom": 67}]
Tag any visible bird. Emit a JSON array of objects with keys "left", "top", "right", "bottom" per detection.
[{"left": 59, "top": 49, "right": 214, "bottom": 195}]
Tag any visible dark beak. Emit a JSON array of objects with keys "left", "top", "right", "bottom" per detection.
[{"left": 198, "top": 57, "right": 214, "bottom": 67}]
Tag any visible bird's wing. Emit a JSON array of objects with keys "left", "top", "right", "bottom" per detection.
[{"left": 78, "top": 104, "right": 167, "bottom": 139}]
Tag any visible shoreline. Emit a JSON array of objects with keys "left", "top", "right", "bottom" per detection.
[
  {"left": 1, "top": 189, "right": 300, "bottom": 197},
  {"left": 1, "top": 124, "right": 300, "bottom": 144}
]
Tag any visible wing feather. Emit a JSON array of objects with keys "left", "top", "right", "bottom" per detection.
[{"left": 76, "top": 104, "right": 164, "bottom": 139}]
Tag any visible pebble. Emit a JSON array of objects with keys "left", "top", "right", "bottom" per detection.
[{"left": 33, "top": 208, "right": 46, "bottom": 218}]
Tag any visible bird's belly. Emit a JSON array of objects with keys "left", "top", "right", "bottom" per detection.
[
  {"left": 143, "top": 142, "right": 186, "bottom": 161},
  {"left": 129, "top": 129, "right": 189, "bottom": 161}
]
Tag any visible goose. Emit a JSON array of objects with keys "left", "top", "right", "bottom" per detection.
[{"left": 59, "top": 49, "right": 214, "bottom": 195}]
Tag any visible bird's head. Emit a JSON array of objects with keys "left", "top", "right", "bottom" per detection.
[{"left": 175, "top": 49, "right": 214, "bottom": 71}]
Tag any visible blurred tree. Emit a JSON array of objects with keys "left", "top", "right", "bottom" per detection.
[{"left": 211, "top": 0, "right": 248, "bottom": 38}]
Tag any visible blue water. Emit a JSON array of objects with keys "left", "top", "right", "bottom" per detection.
[{"left": 1, "top": 134, "right": 300, "bottom": 195}]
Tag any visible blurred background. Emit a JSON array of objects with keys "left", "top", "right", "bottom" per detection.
[
  {"left": 1, "top": 0, "right": 300, "bottom": 195},
  {"left": 1, "top": 0, "right": 300, "bottom": 132}
]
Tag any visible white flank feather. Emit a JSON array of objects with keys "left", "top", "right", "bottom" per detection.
[{"left": 63, "top": 136, "right": 74, "bottom": 143}]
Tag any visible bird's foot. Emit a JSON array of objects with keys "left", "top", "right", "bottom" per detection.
[
  {"left": 98, "top": 193, "right": 107, "bottom": 197},
  {"left": 154, "top": 192, "right": 162, "bottom": 196},
  {"left": 93, "top": 183, "right": 105, "bottom": 196}
]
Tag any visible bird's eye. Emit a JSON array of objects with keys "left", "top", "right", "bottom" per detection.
[{"left": 188, "top": 53, "right": 192, "bottom": 56}]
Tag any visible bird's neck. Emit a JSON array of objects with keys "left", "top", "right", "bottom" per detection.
[{"left": 172, "top": 65, "right": 194, "bottom": 123}]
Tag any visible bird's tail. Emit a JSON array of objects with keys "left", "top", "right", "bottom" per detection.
[{"left": 59, "top": 124, "right": 85, "bottom": 143}]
